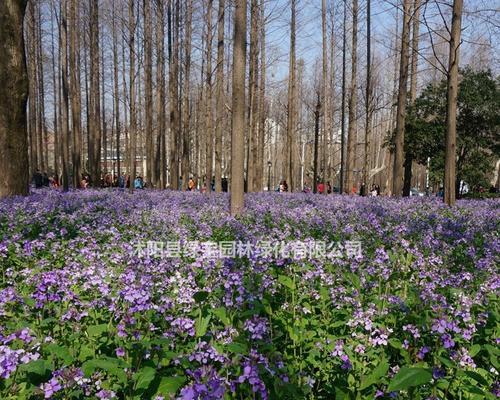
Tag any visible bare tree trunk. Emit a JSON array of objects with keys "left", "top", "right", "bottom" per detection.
[
  {"left": 112, "top": 0, "right": 121, "bottom": 177},
  {"left": 156, "top": 0, "right": 167, "bottom": 188},
  {"left": 27, "top": 3, "right": 38, "bottom": 175},
  {"left": 247, "top": 0, "right": 259, "bottom": 192},
  {"left": 328, "top": 2, "right": 336, "bottom": 187},
  {"left": 144, "top": 0, "right": 154, "bottom": 186},
  {"left": 313, "top": 95, "right": 321, "bottom": 193},
  {"left": 0, "top": 0, "right": 29, "bottom": 197},
  {"left": 88, "top": 0, "right": 101, "bottom": 186},
  {"left": 121, "top": 26, "right": 129, "bottom": 176},
  {"left": 286, "top": 0, "right": 297, "bottom": 192},
  {"left": 230, "top": 0, "right": 247, "bottom": 216},
  {"left": 403, "top": 0, "right": 421, "bottom": 196},
  {"left": 205, "top": 0, "right": 214, "bottom": 193},
  {"left": 321, "top": 0, "right": 329, "bottom": 193},
  {"left": 363, "top": 0, "right": 372, "bottom": 188},
  {"left": 168, "top": 0, "right": 180, "bottom": 190},
  {"left": 214, "top": 0, "right": 225, "bottom": 192},
  {"left": 101, "top": 35, "right": 108, "bottom": 178},
  {"left": 128, "top": 0, "right": 137, "bottom": 192},
  {"left": 256, "top": 0, "right": 266, "bottom": 191},
  {"left": 346, "top": 0, "right": 358, "bottom": 194},
  {"left": 340, "top": 0, "right": 347, "bottom": 194},
  {"left": 60, "top": 0, "right": 70, "bottom": 191},
  {"left": 444, "top": 0, "right": 463, "bottom": 206},
  {"left": 392, "top": 0, "right": 411, "bottom": 196},
  {"left": 36, "top": 2, "right": 48, "bottom": 173},
  {"left": 50, "top": 1, "right": 60, "bottom": 177},
  {"left": 70, "top": 0, "right": 82, "bottom": 188}
]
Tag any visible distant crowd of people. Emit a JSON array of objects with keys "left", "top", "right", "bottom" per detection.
[{"left": 35, "top": 169, "right": 491, "bottom": 197}]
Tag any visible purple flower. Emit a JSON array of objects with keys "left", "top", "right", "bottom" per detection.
[
  {"left": 40, "top": 378, "right": 62, "bottom": 399},
  {"left": 115, "top": 347, "right": 125, "bottom": 357},
  {"left": 96, "top": 389, "right": 116, "bottom": 399}
]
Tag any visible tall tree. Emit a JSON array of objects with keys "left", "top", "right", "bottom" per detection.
[
  {"left": 391, "top": 0, "right": 411, "bottom": 196},
  {"left": 256, "top": 0, "right": 266, "bottom": 191},
  {"left": 50, "top": 0, "right": 60, "bottom": 177},
  {"left": 286, "top": 0, "right": 297, "bottom": 192},
  {"left": 69, "top": 0, "right": 82, "bottom": 188},
  {"left": 36, "top": 2, "right": 48, "bottom": 172},
  {"left": 363, "top": 0, "right": 373, "bottom": 188},
  {"left": 181, "top": 0, "right": 193, "bottom": 190},
  {"left": 27, "top": 3, "right": 38, "bottom": 174},
  {"left": 214, "top": 0, "right": 225, "bottom": 192},
  {"left": 205, "top": 0, "right": 214, "bottom": 193},
  {"left": 157, "top": 0, "right": 167, "bottom": 188},
  {"left": 321, "top": 0, "right": 329, "bottom": 193},
  {"left": 168, "top": 0, "right": 180, "bottom": 189},
  {"left": 144, "top": 0, "right": 154, "bottom": 186},
  {"left": 60, "top": 0, "right": 70, "bottom": 191},
  {"left": 247, "top": 0, "right": 260, "bottom": 192},
  {"left": 128, "top": 0, "right": 137, "bottom": 192},
  {"left": 112, "top": 0, "right": 121, "bottom": 177},
  {"left": 88, "top": 0, "right": 101, "bottom": 185},
  {"left": 230, "top": 0, "right": 247, "bottom": 216},
  {"left": 0, "top": 0, "right": 29, "bottom": 197},
  {"left": 340, "top": 0, "right": 347, "bottom": 194},
  {"left": 444, "top": 0, "right": 463, "bottom": 206},
  {"left": 403, "top": 0, "right": 421, "bottom": 196},
  {"left": 345, "top": 0, "right": 358, "bottom": 194}
]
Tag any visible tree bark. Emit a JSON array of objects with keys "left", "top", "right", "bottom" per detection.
[
  {"left": 144, "top": 0, "right": 154, "bottom": 186},
  {"left": 88, "top": 0, "right": 101, "bottom": 185},
  {"left": 403, "top": 0, "right": 421, "bottom": 196},
  {"left": 112, "top": 0, "right": 121, "bottom": 177},
  {"left": 168, "top": 0, "right": 180, "bottom": 190},
  {"left": 340, "top": 0, "right": 347, "bottom": 194},
  {"left": 392, "top": 0, "right": 411, "bottom": 196},
  {"left": 444, "top": 0, "right": 463, "bottom": 206},
  {"left": 70, "top": 0, "right": 82, "bottom": 188},
  {"left": 346, "top": 0, "right": 358, "bottom": 194},
  {"left": 363, "top": 0, "right": 372, "bottom": 188},
  {"left": 256, "top": 0, "right": 266, "bottom": 192},
  {"left": 157, "top": 0, "right": 167, "bottom": 188},
  {"left": 128, "top": 0, "right": 137, "bottom": 192},
  {"left": 286, "top": 0, "right": 297, "bottom": 192},
  {"left": 0, "top": 0, "right": 29, "bottom": 197},
  {"left": 214, "top": 0, "right": 225, "bottom": 192},
  {"left": 321, "top": 0, "right": 329, "bottom": 193},
  {"left": 205, "top": 0, "right": 214, "bottom": 193},
  {"left": 60, "top": 0, "right": 70, "bottom": 191},
  {"left": 230, "top": 0, "right": 247, "bottom": 216}
]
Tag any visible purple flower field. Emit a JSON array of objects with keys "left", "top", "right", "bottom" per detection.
[{"left": 0, "top": 190, "right": 499, "bottom": 399}]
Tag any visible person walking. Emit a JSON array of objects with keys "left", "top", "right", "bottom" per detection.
[{"left": 32, "top": 169, "right": 43, "bottom": 188}]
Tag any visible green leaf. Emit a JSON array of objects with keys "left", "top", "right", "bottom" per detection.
[
  {"left": 195, "top": 315, "right": 211, "bottom": 337},
  {"left": 387, "top": 367, "right": 432, "bottom": 392},
  {"left": 134, "top": 366, "right": 156, "bottom": 392},
  {"left": 156, "top": 376, "right": 186, "bottom": 395},
  {"left": 389, "top": 339, "right": 403, "bottom": 349},
  {"left": 78, "top": 345, "right": 94, "bottom": 362},
  {"left": 226, "top": 342, "right": 248, "bottom": 354},
  {"left": 463, "top": 370, "right": 489, "bottom": 387},
  {"left": 360, "top": 359, "right": 389, "bottom": 390},
  {"left": 193, "top": 291, "right": 209, "bottom": 303},
  {"left": 469, "top": 344, "right": 481, "bottom": 357},
  {"left": 278, "top": 275, "right": 295, "bottom": 290},
  {"left": 87, "top": 323, "right": 109, "bottom": 338},
  {"left": 18, "top": 359, "right": 51, "bottom": 377},
  {"left": 211, "top": 307, "right": 230, "bottom": 326},
  {"left": 45, "top": 343, "right": 74, "bottom": 365},
  {"left": 81, "top": 357, "right": 128, "bottom": 384},
  {"left": 438, "top": 356, "right": 455, "bottom": 369}
]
